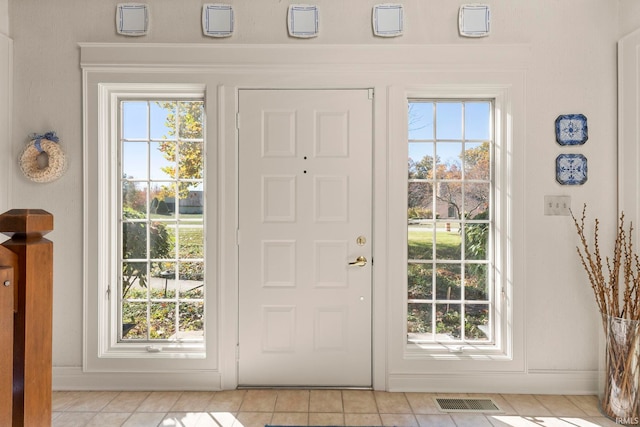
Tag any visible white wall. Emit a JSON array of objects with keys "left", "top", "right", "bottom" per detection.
[
  {"left": 0, "top": 0, "right": 7, "bottom": 36},
  {"left": 8, "top": 0, "right": 630, "bottom": 391},
  {"left": 0, "top": 0, "right": 9, "bottom": 215}
]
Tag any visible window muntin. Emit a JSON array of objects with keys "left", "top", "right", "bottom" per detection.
[
  {"left": 407, "top": 100, "right": 493, "bottom": 346},
  {"left": 119, "top": 100, "right": 205, "bottom": 344}
]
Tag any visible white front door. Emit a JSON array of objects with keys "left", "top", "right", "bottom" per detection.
[{"left": 238, "top": 89, "right": 373, "bottom": 387}]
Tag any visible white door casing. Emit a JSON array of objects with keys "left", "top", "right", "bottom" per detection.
[{"left": 238, "top": 89, "right": 373, "bottom": 387}]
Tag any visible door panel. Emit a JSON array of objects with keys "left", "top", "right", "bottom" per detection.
[{"left": 238, "top": 89, "right": 373, "bottom": 387}]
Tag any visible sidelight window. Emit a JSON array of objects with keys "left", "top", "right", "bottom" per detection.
[
  {"left": 407, "top": 100, "right": 494, "bottom": 346},
  {"left": 119, "top": 99, "right": 205, "bottom": 344}
]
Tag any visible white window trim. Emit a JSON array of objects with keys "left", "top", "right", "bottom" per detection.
[
  {"left": 103, "top": 86, "right": 206, "bottom": 356},
  {"left": 83, "top": 77, "right": 217, "bottom": 374},
  {"left": 404, "top": 89, "right": 508, "bottom": 360},
  {"left": 387, "top": 79, "right": 525, "bottom": 384}
]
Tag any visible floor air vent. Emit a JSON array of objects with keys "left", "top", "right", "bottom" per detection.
[{"left": 435, "top": 398, "right": 502, "bottom": 413}]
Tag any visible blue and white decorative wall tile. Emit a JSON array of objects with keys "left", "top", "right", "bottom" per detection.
[
  {"left": 555, "top": 114, "right": 588, "bottom": 145},
  {"left": 288, "top": 4, "right": 319, "bottom": 38},
  {"left": 116, "top": 3, "right": 149, "bottom": 36},
  {"left": 372, "top": 4, "right": 403, "bottom": 37},
  {"left": 458, "top": 4, "right": 490, "bottom": 37},
  {"left": 556, "top": 154, "right": 587, "bottom": 185},
  {"left": 202, "top": 4, "right": 234, "bottom": 37}
]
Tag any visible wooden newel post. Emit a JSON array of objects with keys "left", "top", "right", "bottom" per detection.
[{"left": 0, "top": 209, "right": 53, "bottom": 427}]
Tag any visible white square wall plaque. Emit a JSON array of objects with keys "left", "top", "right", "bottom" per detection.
[
  {"left": 288, "top": 5, "right": 319, "bottom": 38},
  {"left": 373, "top": 4, "right": 403, "bottom": 37},
  {"left": 459, "top": 4, "right": 490, "bottom": 37},
  {"left": 202, "top": 4, "right": 234, "bottom": 37},
  {"left": 116, "top": 3, "right": 149, "bottom": 36}
]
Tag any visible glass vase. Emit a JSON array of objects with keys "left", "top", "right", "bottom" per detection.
[{"left": 601, "top": 315, "right": 640, "bottom": 422}]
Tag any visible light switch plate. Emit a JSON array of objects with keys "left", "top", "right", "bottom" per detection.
[{"left": 544, "top": 195, "right": 571, "bottom": 216}]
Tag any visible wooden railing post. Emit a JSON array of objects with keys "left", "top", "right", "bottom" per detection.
[
  {"left": 0, "top": 263, "right": 15, "bottom": 426},
  {"left": 0, "top": 209, "right": 53, "bottom": 427}
]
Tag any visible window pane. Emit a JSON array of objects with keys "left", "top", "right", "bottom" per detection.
[
  {"left": 408, "top": 264, "right": 433, "bottom": 300},
  {"left": 464, "top": 183, "right": 490, "bottom": 216},
  {"left": 122, "top": 141, "right": 148, "bottom": 180},
  {"left": 464, "top": 142, "right": 490, "bottom": 180},
  {"left": 436, "top": 183, "right": 462, "bottom": 219},
  {"left": 179, "top": 101, "right": 204, "bottom": 139},
  {"left": 150, "top": 302, "right": 176, "bottom": 339},
  {"left": 177, "top": 141, "right": 204, "bottom": 180},
  {"left": 436, "top": 303, "right": 461, "bottom": 340},
  {"left": 122, "top": 261, "right": 148, "bottom": 299},
  {"left": 408, "top": 226, "right": 432, "bottom": 260},
  {"left": 122, "top": 302, "right": 148, "bottom": 340},
  {"left": 179, "top": 262, "right": 204, "bottom": 298},
  {"left": 151, "top": 102, "right": 176, "bottom": 140},
  {"left": 152, "top": 182, "right": 177, "bottom": 219},
  {"left": 150, "top": 221, "right": 174, "bottom": 259},
  {"left": 465, "top": 221, "right": 489, "bottom": 261},
  {"left": 179, "top": 227, "right": 203, "bottom": 259},
  {"left": 465, "top": 264, "right": 488, "bottom": 300},
  {"left": 122, "top": 222, "right": 147, "bottom": 259},
  {"left": 465, "top": 304, "right": 490, "bottom": 341},
  {"left": 122, "top": 181, "right": 148, "bottom": 214},
  {"left": 178, "top": 302, "right": 204, "bottom": 339},
  {"left": 408, "top": 143, "right": 434, "bottom": 179},
  {"left": 436, "top": 102, "right": 462, "bottom": 140},
  {"left": 435, "top": 224, "right": 461, "bottom": 259},
  {"left": 435, "top": 264, "right": 461, "bottom": 299},
  {"left": 150, "top": 261, "right": 175, "bottom": 298},
  {"left": 464, "top": 102, "right": 491, "bottom": 140},
  {"left": 408, "top": 182, "right": 434, "bottom": 220},
  {"left": 435, "top": 142, "right": 462, "bottom": 179},
  {"left": 150, "top": 141, "right": 176, "bottom": 180},
  {"left": 408, "top": 102, "right": 434, "bottom": 140},
  {"left": 178, "top": 190, "right": 204, "bottom": 217},
  {"left": 122, "top": 101, "right": 149, "bottom": 140},
  {"left": 408, "top": 303, "right": 432, "bottom": 335}
]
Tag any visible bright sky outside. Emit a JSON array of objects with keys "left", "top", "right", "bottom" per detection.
[
  {"left": 408, "top": 101, "right": 491, "bottom": 170},
  {"left": 121, "top": 100, "right": 490, "bottom": 185},
  {"left": 121, "top": 101, "right": 176, "bottom": 182}
]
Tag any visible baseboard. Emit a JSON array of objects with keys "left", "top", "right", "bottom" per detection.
[
  {"left": 53, "top": 367, "right": 223, "bottom": 391},
  {"left": 387, "top": 369, "right": 600, "bottom": 395},
  {"left": 54, "top": 366, "right": 598, "bottom": 394}
]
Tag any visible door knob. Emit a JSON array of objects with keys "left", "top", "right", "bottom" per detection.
[{"left": 348, "top": 256, "right": 367, "bottom": 267}]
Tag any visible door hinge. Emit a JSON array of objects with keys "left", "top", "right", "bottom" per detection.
[
  {"left": 106, "top": 284, "right": 111, "bottom": 300},
  {"left": 236, "top": 344, "right": 240, "bottom": 361},
  {"left": 368, "top": 88, "right": 374, "bottom": 100}
]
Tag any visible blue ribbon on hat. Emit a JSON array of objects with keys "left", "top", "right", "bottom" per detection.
[{"left": 30, "top": 131, "right": 59, "bottom": 153}]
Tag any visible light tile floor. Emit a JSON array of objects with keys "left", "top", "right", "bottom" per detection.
[{"left": 51, "top": 390, "right": 621, "bottom": 427}]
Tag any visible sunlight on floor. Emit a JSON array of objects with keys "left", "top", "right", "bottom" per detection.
[
  {"left": 160, "top": 412, "right": 239, "bottom": 427},
  {"left": 490, "top": 416, "right": 606, "bottom": 427},
  {"left": 155, "top": 413, "right": 612, "bottom": 427}
]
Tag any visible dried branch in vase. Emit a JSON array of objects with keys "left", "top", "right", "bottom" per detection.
[{"left": 571, "top": 204, "right": 640, "bottom": 330}]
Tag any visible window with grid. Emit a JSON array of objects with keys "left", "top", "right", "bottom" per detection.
[
  {"left": 407, "top": 100, "right": 493, "bottom": 346},
  {"left": 119, "top": 99, "right": 205, "bottom": 344}
]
